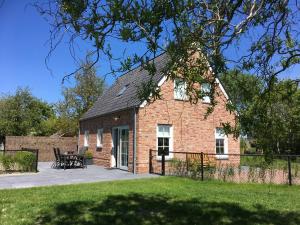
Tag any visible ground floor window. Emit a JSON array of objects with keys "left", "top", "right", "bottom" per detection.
[
  {"left": 97, "top": 128, "right": 103, "bottom": 147},
  {"left": 215, "top": 128, "right": 228, "bottom": 159},
  {"left": 84, "top": 130, "right": 89, "bottom": 147},
  {"left": 157, "top": 125, "right": 173, "bottom": 159}
]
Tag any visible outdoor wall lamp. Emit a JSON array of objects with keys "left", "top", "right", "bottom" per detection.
[{"left": 113, "top": 116, "right": 120, "bottom": 121}]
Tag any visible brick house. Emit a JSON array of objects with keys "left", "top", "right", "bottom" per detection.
[{"left": 79, "top": 53, "right": 240, "bottom": 173}]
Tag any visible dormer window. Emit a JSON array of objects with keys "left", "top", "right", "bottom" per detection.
[{"left": 117, "top": 84, "right": 130, "bottom": 97}]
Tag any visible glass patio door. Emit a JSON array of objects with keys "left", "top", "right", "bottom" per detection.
[
  {"left": 112, "top": 126, "right": 129, "bottom": 170},
  {"left": 119, "top": 128, "right": 129, "bottom": 170}
]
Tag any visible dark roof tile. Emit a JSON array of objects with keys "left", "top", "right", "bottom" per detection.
[{"left": 80, "top": 53, "right": 168, "bottom": 120}]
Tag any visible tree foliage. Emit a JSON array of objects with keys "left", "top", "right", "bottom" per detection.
[
  {"left": 0, "top": 61, "right": 104, "bottom": 137},
  {"left": 56, "top": 60, "right": 105, "bottom": 136},
  {"left": 35, "top": 0, "right": 300, "bottom": 152},
  {"left": 222, "top": 72, "right": 300, "bottom": 154},
  {"left": 247, "top": 80, "right": 300, "bottom": 154},
  {"left": 0, "top": 88, "right": 56, "bottom": 136},
  {"left": 36, "top": 0, "right": 300, "bottom": 101},
  {"left": 220, "top": 70, "right": 262, "bottom": 114}
]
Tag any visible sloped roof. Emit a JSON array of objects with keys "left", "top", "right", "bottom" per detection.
[{"left": 80, "top": 53, "right": 168, "bottom": 120}]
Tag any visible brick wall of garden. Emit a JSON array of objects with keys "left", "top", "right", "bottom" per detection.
[{"left": 5, "top": 136, "right": 78, "bottom": 162}]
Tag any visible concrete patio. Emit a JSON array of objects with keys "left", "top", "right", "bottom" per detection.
[{"left": 0, "top": 162, "right": 157, "bottom": 189}]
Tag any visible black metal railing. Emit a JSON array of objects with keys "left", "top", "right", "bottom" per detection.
[
  {"left": 149, "top": 150, "right": 300, "bottom": 186},
  {"left": 1, "top": 148, "right": 39, "bottom": 173}
]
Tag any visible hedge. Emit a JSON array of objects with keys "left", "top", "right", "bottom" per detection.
[{"left": 0, "top": 151, "right": 36, "bottom": 172}]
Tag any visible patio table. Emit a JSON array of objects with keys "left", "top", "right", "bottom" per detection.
[{"left": 61, "top": 153, "right": 79, "bottom": 170}]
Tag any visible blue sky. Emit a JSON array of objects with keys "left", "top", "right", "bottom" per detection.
[
  {"left": 0, "top": 0, "right": 109, "bottom": 103},
  {"left": 0, "top": 1, "right": 299, "bottom": 103}
]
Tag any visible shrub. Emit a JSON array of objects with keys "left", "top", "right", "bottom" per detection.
[
  {"left": 84, "top": 150, "right": 93, "bottom": 159},
  {"left": 15, "top": 151, "right": 36, "bottom": 172},
  {"left": 169, "top": 159, "right": 186, "bottom": 176},
  {"left": 0, "top": 154, "right": 15, "bottom": 171},
  {"left": 187, "top": 160, "right": 201, "bottom": 179}
]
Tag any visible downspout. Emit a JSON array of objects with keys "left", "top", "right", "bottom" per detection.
[
  {"left": 133, "top": 107, "right": 137, "bottom": 174},
  {"left": 77, "top": 121, "right": 80, "bottom": 153}
]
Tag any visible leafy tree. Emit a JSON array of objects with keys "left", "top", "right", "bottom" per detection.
[
  {"left": 56, "top": 60, "right": 105, "bottom": 135},
  {"left": 35, "top": 0, "right": 300, "bottom": 153},
  {"left": 0, "top": 88, "right": 57, "bottom": 136},
  {"left": 246, "top": 80, "right": 300, "bottom": 154},
  {"left": 219, "top": 70, "right": 262, "bottom": 135},
  {"left": 222, "top": 72, "right": 300, "bottom": 154},
  {"left": 36, "top": 0, "right": 300, "bottom": 105},
  {"left": 220, "top": 70, "right": 262, "bottom": 114}
]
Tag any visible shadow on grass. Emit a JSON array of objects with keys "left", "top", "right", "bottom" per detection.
[{"left": 36, "top": 194, "right": 300, "bottom": 225}]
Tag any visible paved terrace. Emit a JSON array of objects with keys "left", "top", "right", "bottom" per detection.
[{"left": 0, "top": 162, "right": 157, "bottom": 189}]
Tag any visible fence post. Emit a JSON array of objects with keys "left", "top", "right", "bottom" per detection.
[
  {"left": 186, "top": 153, "right": 189, "bottom": 175},
  {"left": 288, "top": 155, "right": 292, "bottom": 186},
  {"left": 149, "top": 149, "right": 153, "bottom": 174},
  {"left": 200, "top": 152, "right": 204, "bottom": 181},
  {"left": 35, "top": 149, "right": 39, "bottom": 173},
  {"left": 162, "top": 153, "right": 165, "bottom": 176}
]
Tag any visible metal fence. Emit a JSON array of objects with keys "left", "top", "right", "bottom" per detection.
[
  {"left": 1, "top": 148, "right": 39, "bottom": 172},
  {"left": 149, "top": 150, "right": 300, "bottom": 185}
]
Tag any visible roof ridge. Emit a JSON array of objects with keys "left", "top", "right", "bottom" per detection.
[{"left": 116, "top": 51, "right": 167, "bottom": 79}]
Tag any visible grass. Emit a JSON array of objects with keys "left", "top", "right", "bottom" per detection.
[
  {"left": 240, "top": 155, "right": 300, "bottom": 172},
  {"left": 0, "top": 177, "right": 300, "bottom": 225}
]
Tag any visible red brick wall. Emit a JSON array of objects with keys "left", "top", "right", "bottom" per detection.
[
  {"left": 79, "top": 110, "right": 134, "bottom": 171},
  {"left": 5, "top": 136, "right": 78, "bottom": 161},
  {"left": 136, "top": 79, "right": 240, "bottom": 173}
]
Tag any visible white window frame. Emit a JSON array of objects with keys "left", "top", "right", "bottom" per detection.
[
  {"left": 156, "top": 125, "right": 173, "bottom": 160},
  {"left": 215, "top": 128, "right": 228, "bottom": 159},
  {"left": 174, "top": 78, "right": 188, "bottom": 100},
  {"left": 97, "top": 128, "right": 103, "bottom": 147},
  {"left": 84, "top": 130, "right": 89, "bottom": 147},
  {"left": 201, "top": 83, "right": 211, "bottom": 103}
]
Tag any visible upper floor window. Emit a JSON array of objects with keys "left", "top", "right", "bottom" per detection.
[
  {"left": 174, "top": 79, "right": 188, "bottom": 100},
  {"left": 215, "top": 128, "right": 228, "bottom": 159},
  {"left": 84, "top": 130, "right": 89, "bottom": 147},
  {"left": 201, "top": 83, "right": 211, "bottom": 103},
  {"left": 97, "top": 128, "right": 103, "bottom": 147}
]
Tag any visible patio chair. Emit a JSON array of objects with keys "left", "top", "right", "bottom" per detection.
[
  {"left": 53, "top": 148, "right": 67, "bottom": 169},
  {"left": 77, "top": 147, "right": 87, "bottom": 168},
  {"left": 78, "top": 147, "right": 88, "bottom": 155},
  {"left": 53, "top": 148, "right": 60, "bottom": 168},
  {"left": 75, "top": 154, "right": 85, "bottom": 168},
  {"left": 58, "top": 148, "right": 75, "bottom": 169}
]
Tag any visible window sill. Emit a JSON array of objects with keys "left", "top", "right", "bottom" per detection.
[
  {"left": 174, "top": 98, "right": 189, "bottom": 102},
  {"left": 216, "top": 155, "right": 229, "bottom": 160},
  {"left": 156, "top": 155, "right": 174, "bottom": 161}
]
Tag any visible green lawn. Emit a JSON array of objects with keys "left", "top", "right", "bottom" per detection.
[
  {"left": 0, "top": 177, "right": 300, "bottom": 225},
  {"left": 240, "top": 155, "right": 300, "bottom": 175}
]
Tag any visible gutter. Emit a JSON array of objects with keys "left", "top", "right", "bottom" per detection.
[
  {"left": 79, "top": 106, "right": 138, "bottom": 122},
  {"left": 77, "top": 124, "right": 80, "bottom": 153}
]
